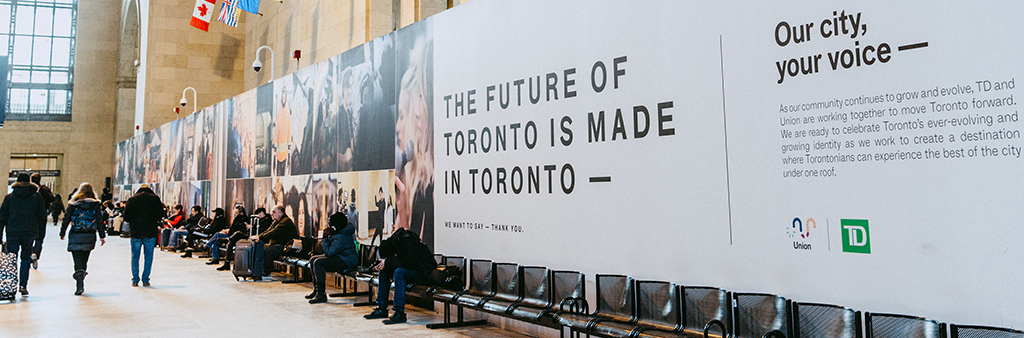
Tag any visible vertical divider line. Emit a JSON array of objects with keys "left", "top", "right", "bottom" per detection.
[
  {"left": 720, "top": 35, "right": 734, "bottom": 245},
  {"left": 827, "top": 218, "right": 831, "bottom": 251}
]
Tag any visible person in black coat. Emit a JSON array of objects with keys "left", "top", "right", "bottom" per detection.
[
  {"left": 0, "top": 173, "right": 46, "bottom": 296},
  {"left": 363, "top": 227, "right": 435, "bottom": 324},
  {"left": 200, "top": 208, "right": 229, "bottom": 265},
  {"left": 306, "top": 212, "right": 358, "bottom": 304},
  {"left": 121, "top": 184, "right": 164, "bottom": 286},
  {"left": 50, "top": 194, "right": 65, "bottom": 227},
  {"left": 60, "top": 183, "right": 106, "bottom": 295},
  {"left": 214, "top": 206, "right": 252, "bottom": 270},
  {"left": 252, "top": 205, "right": 299, "bottom": 276},
  {"left": 29, "top": 174, "right": 54, "bottom": 270}
]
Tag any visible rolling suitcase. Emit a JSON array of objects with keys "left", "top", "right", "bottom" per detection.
[
  {"left": 0, "top": 242, "right": 18, "bottom": 302},
  {"left": 233, "top": 216, "right": 265, "bottom": 281},
  {"left": 233, "top": 239, "right": 264, "bottom": 281},
  {"left": 160, "top": 227, "right": 172, "bottom": 249},
  {"left": 120, "top": 220, "right": 130, "bottom": 237}
]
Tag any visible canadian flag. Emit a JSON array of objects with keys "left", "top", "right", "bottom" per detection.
[{"left": 190, "top": 0, "right": 216, "bottom": 31}]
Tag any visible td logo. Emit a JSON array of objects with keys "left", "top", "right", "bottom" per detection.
[{"left": 841, "top": 219, "right": 871, "bottom": 254}]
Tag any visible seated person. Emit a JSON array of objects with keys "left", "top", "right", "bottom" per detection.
[
  {"left": 181, "top": 208, "right": 226, "bottom": 257},
  {"left": 170, "top": 206, "right": 204, "bottom": 255},
  {"left": 363, "top": 228, "right": 436, "bottom": 324},
  {"left": 164, "top": 205, "right": 184, "bottom": 229},
  {"left": 161, "top": 205, "right": 185, "bottom": 248},
  {"left": 250, "top": 205, "right": 298, "bottom": 276},
  {"left": 208, "top": 206, "right": 248, "bottom": 267},
  {"left": 306, "top": 212, "right": 358, "bottom": 304},
  {"left": 216, "top": 207, "right": 272, "bottom": 270}
]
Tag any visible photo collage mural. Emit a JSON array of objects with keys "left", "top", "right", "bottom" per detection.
[{"left": 114, "top": 21, "right": 433, "bottom": 249}]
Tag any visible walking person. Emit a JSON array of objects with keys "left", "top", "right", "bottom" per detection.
[
  {"left": 59, "top": 183, "right": 107, "bottom": 295},
  {"left": 30, "top": 174, "right": 55, "bottom": 270},
  {"left": 121, "top": 184, "right": 163, "bottom": 287},
  {"left": 50, "top": 194, "right": 65, "bottom": 227},
  {"left": 0, "top": 173, "right": 47, "bottom": 296}
]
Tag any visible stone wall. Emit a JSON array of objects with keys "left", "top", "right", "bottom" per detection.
[{"left": 140, "top": 0, "right": 248, "bottom": 133}]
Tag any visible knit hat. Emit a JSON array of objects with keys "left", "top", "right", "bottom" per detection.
[{"left": 16, "top": 173, "right": 30, "bottom": 183}]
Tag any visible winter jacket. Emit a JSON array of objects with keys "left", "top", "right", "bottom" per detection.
[
  {"left": 205, "top": 216, "right": 227, "bottom": 235},
  {"left": 38, "top": 185, "right": 55, "bottom": 211},
  {"left": 323, "top": 223, "right": 358, "bottom": 268},
  {"left": 121, "top": 187, "right": 164, "bottom": 239},
  {"left": 166, "top": 211, "right": 184, "bottom": 228},
  {"left": 183, "top": 214, "right": 204, "bottom": 230},
  {"left": 259, "top": 215, "right": 298, "bottom": 246},
  {"left": 50, "top": 199, "right": 65, "bottom": 216},
  {"left": 0, "top": 182, "right": 46, "bottom": 239},
  {"left": 380, "top": 228, "right": 435, "bottom": 275},
  {"left": 228, "top": 214, "right": 248, "bottom": 235},
  {"left": 60, "top": 198, "right": 107, "bottom": 251}
]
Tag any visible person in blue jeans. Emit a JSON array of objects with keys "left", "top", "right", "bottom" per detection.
[
  {"left": 0, "top": 173, "right": 47, "bottom": 296},
  {"left": 121, "top": 184, "right": 164, "bottom": 287},
  {"left": 363, "top": 228, "right": 436, "bottom": 324}
]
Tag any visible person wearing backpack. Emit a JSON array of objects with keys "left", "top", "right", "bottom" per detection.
[
  {"left": 59, "top": 183, "right": 107, "bottom": 296},
  {"left": 363, "top": 227, "right": 436, "bottom": 324}
]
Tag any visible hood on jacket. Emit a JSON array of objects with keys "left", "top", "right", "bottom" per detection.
[
  {"left": 339, "top": 223, "right": 356, "bottom": 237},
  {"left": 69, "top": 197, "right": 102, "bottom": 208},
  {"left": 136, "top": 187, "right": 155, "bottom": 195},
  {"left": 10, "top": 181, "right": 39, "bottom": 198}
]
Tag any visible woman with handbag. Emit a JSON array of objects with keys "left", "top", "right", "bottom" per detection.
[{"left": 60, "top": 183, "right": 107, "bottom": 296}]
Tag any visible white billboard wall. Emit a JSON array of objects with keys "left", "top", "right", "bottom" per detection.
[{"left": 433, "top": 1, "right": 1023, "bottom": 327}]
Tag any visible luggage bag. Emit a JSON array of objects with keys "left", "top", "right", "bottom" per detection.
[
  {"left": 0, "top": 242, "right": 19, "bottom": 301},
  {"left": 233, "top": 215, "right": 265, "bottom": 281},
  {"left": 233, "top": 239, "right": 264, "bottom": 281}
]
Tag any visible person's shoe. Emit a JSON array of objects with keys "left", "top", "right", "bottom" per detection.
[
  {"left": 73, "top": 270, "right": 87, "bottom": 295},
  {"left": 363, "top": 307, "right": 389, "bottom": 319},
  {"left": 18, "top": 286, "right": 28, "bottom": 296},
  {"left": 132, "top": 282, "right": 139, "bottom": 287},
  {"left": 180, "top": 250, "right": 193, "bottom": 258},
  {"left": 308, "top": 294, "right": 328, "bottom": 304},
  {"left": 216, "top": 261, "right": 231, "bottom": 271},
  {"left": 382, "top": 311, "right": 407, "bottom": 324},
  {"left": 30, "top": 253, "right": 38, "bottom": 270},
  {"left": 142, "top": 282, "right": 151, "bottom": 287},
  {"left": 206, "top": 259, "right": 220, "bottom": 265},
  {"left": 304, "top": 289, "right": 318, "bottom": 299}
]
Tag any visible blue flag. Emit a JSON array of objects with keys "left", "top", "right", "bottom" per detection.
[{"left": 237, "top": 0, "right": 260, "bottom": 14}]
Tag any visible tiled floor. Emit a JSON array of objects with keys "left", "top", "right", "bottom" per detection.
[{"left": 0, "top": 226, "right": 529, "bottom": 337}]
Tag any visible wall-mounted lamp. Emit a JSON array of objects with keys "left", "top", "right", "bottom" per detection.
[
  {"left": 181, "top": 87, "right": 198, "bottom": 114},
  {"left": 254, "top": 45, "right": 275, "bottom": 84}
]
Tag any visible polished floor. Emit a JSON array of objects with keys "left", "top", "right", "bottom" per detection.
[{"left": 0, "top": 224, "right": 528, "bottom": 337}]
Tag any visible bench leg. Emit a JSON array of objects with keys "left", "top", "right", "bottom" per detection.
[
  {"left": 328, "top": 276, "right": 370, "bottom": 297},
  {"left": 280, "top": 265, "right": 311, "bottom": 284},
  {"left": 352, "top": 283, "right": 379, "bottom": 307},
  {"left": 426, "top": 302, "right": 488, "bottom": 329}
]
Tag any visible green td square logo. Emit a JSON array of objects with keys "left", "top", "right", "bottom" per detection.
[{"left": 841, "top": 219, "right": 871, "bottom": 254}]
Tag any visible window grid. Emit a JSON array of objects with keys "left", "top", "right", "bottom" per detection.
[{"left": 2, "top": 0, "right": 76, "bottom": 121}]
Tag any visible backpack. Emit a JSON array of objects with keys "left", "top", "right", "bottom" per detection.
[
  {"left": 426, "top": 264, "right": 464, "bottom": 290},
  {"left": 70, "top": 205, "right": 102, "bottom": 233}
]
